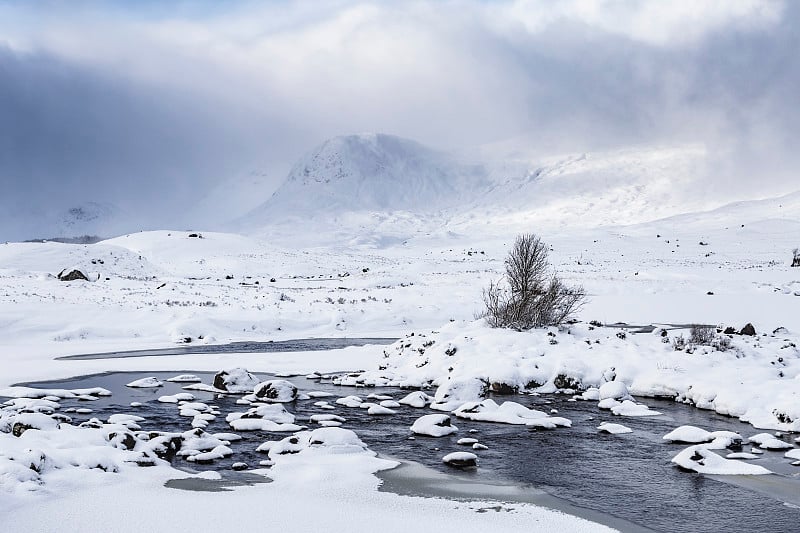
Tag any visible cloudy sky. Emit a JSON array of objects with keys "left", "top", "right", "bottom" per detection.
[{"left": 0, "top": 0, "right": 798, "bottom": 239}]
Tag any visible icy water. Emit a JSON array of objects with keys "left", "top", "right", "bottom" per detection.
[
  {"left": 56, "top": 338, "right": 398, "bottom": 360},
  {"left": 14, "top": 371, "right": 800, "bottom": 533}
]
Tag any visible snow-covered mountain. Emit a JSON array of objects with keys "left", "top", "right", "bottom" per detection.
[
  {"left": 240, "top": 133, "right": 766, "bottom": 243},
  {"left": 245, "top": 133, "right": 489, "bottom": 218}
]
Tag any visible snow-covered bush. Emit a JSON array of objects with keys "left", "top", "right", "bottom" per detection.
[
  {"left": 689, "top": 325, "right": 715, "bottom": 345},
  {"left": 482, "top": 233, "right": 586, "bottom": 330}
]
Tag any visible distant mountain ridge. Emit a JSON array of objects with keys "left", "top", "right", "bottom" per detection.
[{"left": 248, "top": 133, "right": 490, "bottom": 217}]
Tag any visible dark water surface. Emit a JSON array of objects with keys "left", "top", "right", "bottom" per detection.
[{"left": 14, "top": 371, "right": 800, "bottom": 533}]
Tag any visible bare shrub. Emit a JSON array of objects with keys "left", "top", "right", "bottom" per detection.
[
  {"left": 672, "top": 334, "right": 687, "bottom": 351},
  {"left": 792, "top": 248, "right": 800, "bottom": 267},
  {"left": 689, "top": 325, "right": 715, "bottom": 345},
  {"left": 482, "top": 234, "right": 587, "bottom": 330}
]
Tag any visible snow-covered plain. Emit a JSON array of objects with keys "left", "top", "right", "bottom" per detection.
[{"left": 2, "top": 138, "right": 800, "bottom": 531}]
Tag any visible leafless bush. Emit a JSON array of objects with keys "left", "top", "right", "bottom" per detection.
[
  {"left": 689, "top": 325, "right": 715, "bottom": 345},
  {"left": 792, "top": 248, "right": 800, "bottom": 267},
  {"left": 482, "top": 234, "right": 587, "bottom": 330},
  {"left": 672, "top": 334, "right": 687, "bottom": 351}
]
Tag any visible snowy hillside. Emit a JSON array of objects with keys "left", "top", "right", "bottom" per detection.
[
  {"left": 240, "top": 134, "right": 763, "bottom": 244},
  {"left": 243, "top": 133, "right": 489, "bottom": 221}
]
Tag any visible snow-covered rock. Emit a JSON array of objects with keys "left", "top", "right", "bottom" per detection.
[
  {"left": 442, "top": 451, "right": 478, "bottom": 467},
  {"left": 672, "top": 445, "right": 771, "bottom": 475},
  {"left": 253, "top": 380, "right": 298, "bottom": 403},
  {"left": 410, "top": 414, "right": 458, "bottom": 437},
  {"left": 212, "top": 368, "right": 260, "bottom": 393}
]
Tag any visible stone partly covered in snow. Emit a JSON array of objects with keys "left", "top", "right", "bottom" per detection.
[
  {"left": 253, "top": 380, "right": 298, "bottom": 403},
  {"left": 125, "top": 377, "right": 163, "bottom": 388},
  {"left": 431, "top": 378, "right": 487, "bottom": 412},
  {"left": 672, "top": 445, "right": 771, "bottom": 475},
  {"left": 598, "top": 422, "right": 633, "bottom": 434},
  {"left": 410, "top": 414, "right": 458, "bottom": 437},
  {"left": 453, "top": 399, "right": 571, "bottom": 429},
  {"left": 599, "top": 397, "right": 661, "bottom": 417},
  {"left": 442, "top": 451, "right": 478, "bottom": 468},
  {"left": 11, "top": 412, "right": 60, "bottom": 436},
  {"left": 212, "top": 368, "right": 260, "bottom": 393},
  {"left": 748, "top": 433, "right": 794, "bottom": 450},
  {"left": 398, "top": 391, "right": 432, "bottom": 408},
  {"left": 57, "top": 268, "right": 89, "bottom": 282}
]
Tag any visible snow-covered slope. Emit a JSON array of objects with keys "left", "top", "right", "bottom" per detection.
[
  {"left": 243, "top": 133, "right": 489, "bottom": 220},
  {"left": 240, "top": 134, "right": 751, "bottom": 243}
]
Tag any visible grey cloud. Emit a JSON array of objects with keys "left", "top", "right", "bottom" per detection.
[{"left": 0, "top": 1, "right": 798, "bottom": 240}]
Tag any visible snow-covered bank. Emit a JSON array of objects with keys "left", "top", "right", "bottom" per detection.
[{"left": 350, "top": 320, "right": 800, "bottom": 432}]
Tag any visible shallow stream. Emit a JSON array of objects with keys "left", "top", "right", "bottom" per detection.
[{"left": 13, "top": 370, "right": 800, "bottom": 533}]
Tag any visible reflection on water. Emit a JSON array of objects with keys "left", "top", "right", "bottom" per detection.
[{"left": 15, "top": 371, "right": 800, "bottom": 533}]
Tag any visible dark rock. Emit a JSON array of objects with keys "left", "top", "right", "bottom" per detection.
[
  {"left": 740, "top": 323, "right": 756, "bottom": 336},
  {"left": 108, "top": 431, "right": 137, "bottom": 450},
  {"left": 489, "top": 382, "right": 518, "bottom": 395},
  {"left": 723, "top": 326, "right": 736, "bottom": 335},
  {"left": 58, "top": 269, "right": 89, "bottom": 282},
  {"left": 253, "top": 380, "right": 299, "bottom": 403},
  {"left": 553, "top": 374, "right": 582, "bottom": 390}
]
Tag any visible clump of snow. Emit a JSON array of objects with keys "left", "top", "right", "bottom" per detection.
[
  {"left": 453, "top": 399, "right": 571, "bottom": 428},
  {"left": 157, "top": 393, "right": 195, "bottom": 403},
  {"left": 598, "top": 422, "right": 632, "bottom": 434},
  {"left": 125, "top": 377, "right": 163, "bottom": 388},
  {"left": 431, "top": 378, "right": 487, "bottom": 412},
  {"left": 366, "top": 405, "right": 396, "bottom": 416},
  {"left": 398, "top": 391, "right": 432, "bottom": 408},
  {"left": 410, "top": 414, "right": 458, "bottom": 437},
  {"left": 226, "top": 403, "right": 302, "bottom": 432},
  {"left": 335, "top": 396, "right": 363, "bottom": 408},
  {"left": 748, "top": 433, "right": 794, "bottom": 450},
  {"left": 165, "top": 375, "right": 202, "bottom": 383},
  {"left": 663, "top": 426, "right": 713, "bottom": 443},
  {"left": 598, "top": 381, "right": 632, "bottom": 401}
]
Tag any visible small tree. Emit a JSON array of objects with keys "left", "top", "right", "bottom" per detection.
[
  {"left": 482, "top": 233, "right": 586, "bottom": 330},
  {"left": 792, "top": 248, "right": 800, "bottom": 267}
]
